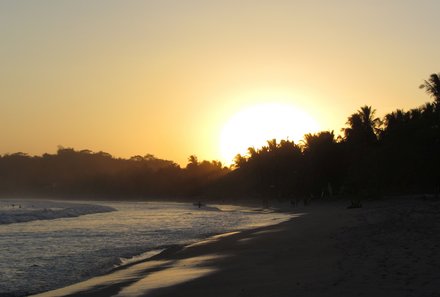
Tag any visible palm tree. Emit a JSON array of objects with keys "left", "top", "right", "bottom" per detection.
[
  {"left": 266, "top": 139, "right": 278, "bottom": 152},
  {"left": 420, "top": 73, "right": 440, "bottom": 103},
  {"left": 359, "top": 105, "right": 381, "bottom": 134},
  {"left": 233, "top": 154, "right": 247, "bottom": 168},
  {"left": 303, "top": 131, "right": 335, "bottom": 152},
  {"left": 247, "top": 147, "right": 258, "bottom": 158},
  {"left": 186, "top": 155, "right": 198, "bottom": 169},
  {"left": 343, "top": 105, "right": 381, "bottom": 145}
]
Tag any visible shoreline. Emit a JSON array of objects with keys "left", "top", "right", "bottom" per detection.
[
  {"left": 25, "top": 201, "right": 293, "bottom": 297},
  {"left": 29, "top": 225, "right": 291, "bottom": 297},
  {"left": 30, "top": 201, "right": 341, "bottom": 297},
  {"left": 31, "top": 197, "right": 440, "bottom": 297}
]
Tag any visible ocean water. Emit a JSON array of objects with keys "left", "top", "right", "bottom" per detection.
[{"left": 0, "top": 200, "right": 291, "bottom": 296}]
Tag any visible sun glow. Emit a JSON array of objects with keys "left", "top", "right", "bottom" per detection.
[{"left": 220, "top": 103, "right": 320, "bottom": 164}]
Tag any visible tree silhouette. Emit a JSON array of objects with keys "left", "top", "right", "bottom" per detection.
[
  {"left": 420, "top": 73, "right": 440, "bottom": 104},
  {"left": 233, "top": 154, "right": 247, "bottom": 168},
  {"left": 2, "top": 74, "right": 440, "bottom": 201},
  {"left": 344, "top": 105, "right": 381, "bottom": 146},
  {"left": 302, "top": 131, "right": 344, "bottom": 196},
  {"left": 187, "top": 155, "right": 199, "bottom": 169}
]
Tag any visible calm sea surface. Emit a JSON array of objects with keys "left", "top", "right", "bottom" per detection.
[{"left": 0, "top": 200, "right": 290, "bottom": 296}]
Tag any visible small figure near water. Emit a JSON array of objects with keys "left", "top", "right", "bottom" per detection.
[
  {"left": 193, "top": 201, "right": 204, "bottom": 208},
  {"left": 290, "top": 199, "right": 298, "bottom": 207}
]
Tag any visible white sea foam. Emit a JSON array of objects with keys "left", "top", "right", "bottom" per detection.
[
  {"left": 0, "top": 200, "right": 115, "bottom": 224},
  {"left": 117, "top": 249, "right": 165, "bottom": 267}
]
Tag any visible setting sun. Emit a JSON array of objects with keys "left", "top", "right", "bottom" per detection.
[
  {"left": 220, "top": 103, "right": 320, "bottom": 164},
  {"left": 2, "top": 1, "right": 440, "bottom": 296}
]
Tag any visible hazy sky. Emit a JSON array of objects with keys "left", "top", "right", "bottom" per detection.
[{"left": 1, "top": 0, "right": 439, "bottom": 165}]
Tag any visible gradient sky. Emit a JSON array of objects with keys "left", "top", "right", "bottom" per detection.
[{"left": 1, "top": 0, "right": 440, "bottom": 165}]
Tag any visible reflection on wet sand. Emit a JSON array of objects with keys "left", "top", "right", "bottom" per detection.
[
  {"left": 30, "top": 260, "right": 172, "bottom": 297},
  {"left": 115, "top": 255, "right": 224, "bottom": 297},
  {"left": 185, "top": 231, "right": 241, "bottom": 248},
  {"left": 31, "top": 254, "right": 224, "bottom": 297}
]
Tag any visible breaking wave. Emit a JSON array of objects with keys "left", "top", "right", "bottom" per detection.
[{"left": 0, "top": 200, "right": 116, "bottom": 225}]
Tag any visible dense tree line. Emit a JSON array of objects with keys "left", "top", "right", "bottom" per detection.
[
  {"left": 208, "top": 73, "right": 440, "bottom": 201},
  {"left": 0, "top": 148, "right": 228, "bottom": 199},
  {"left": 1, "top": 73, "right": 439, "bottom": 201}
]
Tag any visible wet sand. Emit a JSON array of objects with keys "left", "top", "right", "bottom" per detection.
[{"left": 32, "top": 198, "right": 440, "bottom": 297}]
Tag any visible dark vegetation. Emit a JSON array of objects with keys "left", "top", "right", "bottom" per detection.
[
  {"left": 0, "top": 150, "right": 228, "bottom": 200},
  {"left": 1, "top": 74, "right": 439, "bottom": 202}
]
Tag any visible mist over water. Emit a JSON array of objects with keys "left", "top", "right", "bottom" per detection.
[{"left": 0, "top": 200, "right": 290, "bottom": 296}]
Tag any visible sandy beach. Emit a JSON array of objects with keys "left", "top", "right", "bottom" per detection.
[{"left": 32, "top": 197, "right": 440, "bottom": 297}]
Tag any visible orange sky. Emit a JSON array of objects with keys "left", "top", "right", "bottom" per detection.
[{"left": 1, "top": 1, "right": 440, "bottom": 165}]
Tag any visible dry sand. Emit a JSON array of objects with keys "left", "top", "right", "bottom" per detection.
[{"left": 32, "top": 197, "right": 440, "bottom": 297}]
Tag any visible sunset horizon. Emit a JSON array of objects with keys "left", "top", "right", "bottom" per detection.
[
  {"left": 2, "top": 1, "right": 440, "bottom": 297},
  {"left": 2, "top": 1, "right": 439, "bottom": 165}
]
